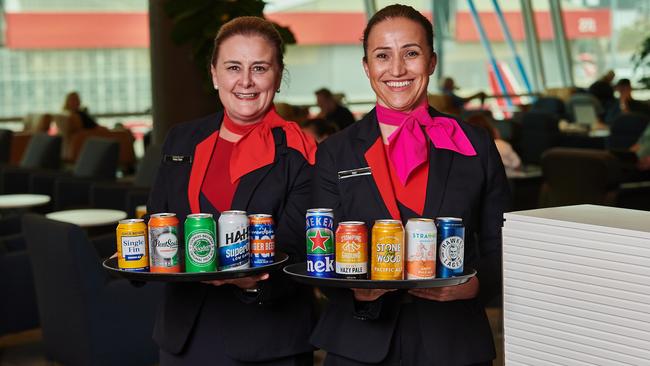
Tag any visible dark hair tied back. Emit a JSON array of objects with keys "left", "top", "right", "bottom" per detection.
[
  {"left": 362, "top": 4, "right": 434, "bottom": 59},
  {"left": 210, "top": 16, "right": 284, "bottom": 70}
]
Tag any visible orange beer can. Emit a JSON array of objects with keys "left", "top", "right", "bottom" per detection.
[
  {"left": 116, "top": 219, "right": 149, "bottom": 272},
  {"left": 335, "top": 221, "right": 368, "bottom": 279},
  {"left": 148, "top": 213, "right": 181, "bottom": 273},
  {"left": 371, "top": 219, "right": 404, "bottom": 280}
]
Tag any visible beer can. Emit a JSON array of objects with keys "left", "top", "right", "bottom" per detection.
[
  {"left": 148, "top": 213, "right": 181, "bottom": 273},
  {"left": 249, "top": 214, "right": 275, "bottom": 267},
  {"left": 306, "top": 208, "right": 335, "bottom": 277},
  {"left": 218, "top": 210, "right": 250, "bottom": 271},
  {"left": 184, "top": 213, "right": 217, "bottom": 273},
  {"left": 435, "top": 217, "right": 465, "bottom": 278},
  {"left": 405, "top": 218, "right": 437, "bottom": 279},
  {"left": 371, "top": 219, "right": 404, "bottom": 280},
  {"left": 335, "top": 221, "right": 368, "bottom": 279},
  {"left": 116, "top": 219, "right": 149, "bottom": 272},
  {"left": 135, "top": 205, "right": 147, "bottom": 219}
]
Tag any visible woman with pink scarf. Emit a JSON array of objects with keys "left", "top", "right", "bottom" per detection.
[{"left": 310, "top": 5, "right": 511, "bottom": 366}]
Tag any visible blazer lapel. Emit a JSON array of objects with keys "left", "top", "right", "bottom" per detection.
[
  {"left": 354, "top": 110, "right": 400, "bottom": 220},
  {"left": 422, "top": 107, "right": 455, "bottom": 218}
]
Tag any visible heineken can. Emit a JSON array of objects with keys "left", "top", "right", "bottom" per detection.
[
  {"left": 184, "top": 213, "right": 217, "bottom": 273},
  {"left": 218, "top": 210, "right": 250, "bottom": 271},
  {"left": 435, "top": 217, "right": 465, "bottom": 278},
  {"left": 306, "top": 208, "right": 335, "bottom": 277}
]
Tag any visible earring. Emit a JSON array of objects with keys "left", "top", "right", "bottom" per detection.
[
  {"left": 276, "top": 88, "right": 281, "bottom": 93},
  {"left": 214, "top": 85, "right": 219, "bottom": 90}
]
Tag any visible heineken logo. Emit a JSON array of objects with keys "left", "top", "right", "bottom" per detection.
[{"left": 308, "top": 229, "right": 331, "bottom": 252}]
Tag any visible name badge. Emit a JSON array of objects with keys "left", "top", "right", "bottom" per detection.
[
  {"left": 338, "top": 167, "right": 372, "bottom": 180},
  {"left": 163, "top": 155, "right": 192, "bottom": 164}
]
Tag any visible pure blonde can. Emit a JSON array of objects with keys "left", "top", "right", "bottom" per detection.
[
  {"left": 116, "top": 219, "right": 149, "bottom": 272},
  {"left": 371, "top": 219, "right": 404, "bottom": 280}
]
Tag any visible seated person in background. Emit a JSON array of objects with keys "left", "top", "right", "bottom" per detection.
[
  {"left": 615, "top": 78, "right": 650, "bottom": 117},
  {"left": 301, "top": 118, "right": 338, "bottom": 143},
  {"left": 315, "top": 88, "right": 355, "bottom": 130},
  {"left": 631, "top": 125, "right": 650, "bottom": 171},
  {"left": 466, "top": 113, "right": 521, "bottom": 170},
  {"left": 63, "top": 91, "right": 98, "bottom": 130},
  {"left": 440, "top": 76, "right": 486, "bottom": 112},
  {"left": 588, "top": 70, "right": 619, "bottom": 124}
]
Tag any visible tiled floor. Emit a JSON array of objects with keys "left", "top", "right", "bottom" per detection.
[{"left": 0, "top": 309, "right": 504, "bottom": 366}]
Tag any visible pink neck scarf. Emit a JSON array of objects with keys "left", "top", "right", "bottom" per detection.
[{"left": 376, "top": 101, "right": 477, "bottom": 185}]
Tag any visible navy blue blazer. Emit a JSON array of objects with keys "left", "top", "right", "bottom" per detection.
[
  {"left": 310, "top": 107, "right": 511, "bottom": 364},
  {"left": 147, "top": 112, "right": 314, "bottom": 361}
]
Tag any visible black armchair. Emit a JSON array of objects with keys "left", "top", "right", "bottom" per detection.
[
  {"left": 0, "top": 233, "right": 40, "bottom": 336},
  {"left": 0, "top": 133, "right": 62, "bottom": 194},
  {"left": 30, "top": 137, "right": 119, "bottom": 210},
  {"left": 22, "top": 214, "right": 162, "bottom": 366},
  {"left": 90, "top": 144, "right": 162, "bottom": 217},
  {"left": 539, "top": 148, "right": 622, "bottom": 207},
  {"left": 519, "top": 112, "right": 562, "bottom": 164},
  {"left": 607, "top": 113, "right": 650, "bottom": 150}
]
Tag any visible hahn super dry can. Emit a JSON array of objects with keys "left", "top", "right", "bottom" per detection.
[
  {"left": 436, "top": 217, "right": 465, "bottom": 278},
  {"left": 148, "top": 213, "right": 181, "bottom": 273},
  {"left": 116, "top": 219, "right": 149, "bottom": 272},
  {"left": 249, "top": 214, "right": 275, "bottom": 267},
  {"left": 405, "top": 218, "right": 437, "bottom": 279},
  {"left": 218, "top": 210, "right": 250, "bottom": 271},
  {"left": 371, "top": 219, "right": 404, "bottom": 280},
  {"left": 306, "top": 208, "right": 335, "bottom": 277},
  {"left": 335, "top": 221, "right": 367, "bottom": 279},
  {"left": 184, "top": 213, "right": 217, "bottom": 272}
]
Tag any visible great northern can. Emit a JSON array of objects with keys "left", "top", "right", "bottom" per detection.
[
  {"left": 116, "top": 219, "right": 149, "bottom": 272},
  {"left": 148, "top": 213, "right": 181, "bottom": 273},
  {"left": 405, "top": 218, "right": 437, "bottom": 279},
  {"left": 435, "top": 217, "right": 465, "bottom": 278},
  {"left": 184, "top": 213, "right": 217, "bottom": 273},
  {"left": 249, "top": 214, "right": 275, "bottom": 267},
  {"left": 218, "top": 210, "right": 250, "bottom": 271},
  {"left": 371, "top": 219, "right": 404, "bottom": 280},
  {"left": 335, "top": 221, "right": 367, "bottom": 279},
  {"left": 306, "top": 208, "right": 335, "bottom": 277}
]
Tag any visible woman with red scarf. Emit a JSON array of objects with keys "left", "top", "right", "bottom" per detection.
[
  {"left": 310, "top": 5, "right": 510, "bottom": 366},
  {"left": 147, "top": 17, "right": 316, "bottom": 365}
]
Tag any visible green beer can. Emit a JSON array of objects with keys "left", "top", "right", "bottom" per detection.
[{"left": 184, "top": 213, "right": 217, "bottom": 272}]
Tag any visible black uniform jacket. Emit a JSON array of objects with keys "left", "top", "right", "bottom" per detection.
[
  {"left": 310, "top": 107, "right": 511, "bottom": 364},
  {"left": 148, "top": 112, "right": 314, "bottom": 361}
]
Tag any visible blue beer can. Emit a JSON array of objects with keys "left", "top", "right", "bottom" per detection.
[
  {"left": 306, "top": 208, "right": 335, "bottom": 277},
  {"left": 435, "top": 217, "right": 465, "bottom": 278}
]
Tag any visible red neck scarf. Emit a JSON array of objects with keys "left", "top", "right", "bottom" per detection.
[{"left": 224, "top": 107, "right": 316, "bottom": 183}]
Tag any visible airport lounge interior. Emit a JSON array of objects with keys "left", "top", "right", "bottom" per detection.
[{"left": 1, "top": 0, "right": 649, "bottom": 365}]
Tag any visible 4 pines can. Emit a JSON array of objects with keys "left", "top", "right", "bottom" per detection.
[
  {"left": 184, "top": 213, "right": 217, "bottom": 273},
  {"left": 435, "top": 217, "right": 465, "bottom": 278},
  {"left": 371, "top": 219, "right": 404, "bottom": 280},
  {"left": 218, "top": 210, "right": 250, "bottom": 271},
  {"left": 335, "top": 221, "right": 367, "bottom": 279},
  {"left": 148, "top": 213, "right": 181, "bottom": 273},
  {"left": 249, "top": 214, "right": 275, "bottom": 267},
  {"left": 405, "top": 218, "right": 437, "bottom": 279},
  {"left": 306, "top": 208, "right": 335, "bottom": 277},
  {"left": 116, "top": 219, "right": 149, "bottom": 272}
]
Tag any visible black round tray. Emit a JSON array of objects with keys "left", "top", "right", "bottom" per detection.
[
  {"left": 103, "top": 252, "right": 288, "bottom": 282},
  {"left": 283, "top": 262, "right": 476, "bottom": 289}
]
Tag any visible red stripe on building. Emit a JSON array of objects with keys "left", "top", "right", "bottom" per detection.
[
  {"left": 455, "top": 9, "right": 610, "bottom": 42},
  {"left": 3, "top": 10, "right": 608, "bottom": 49},
  {"left": 5, "top": 12, "right": 149, "bottom": 49}
]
